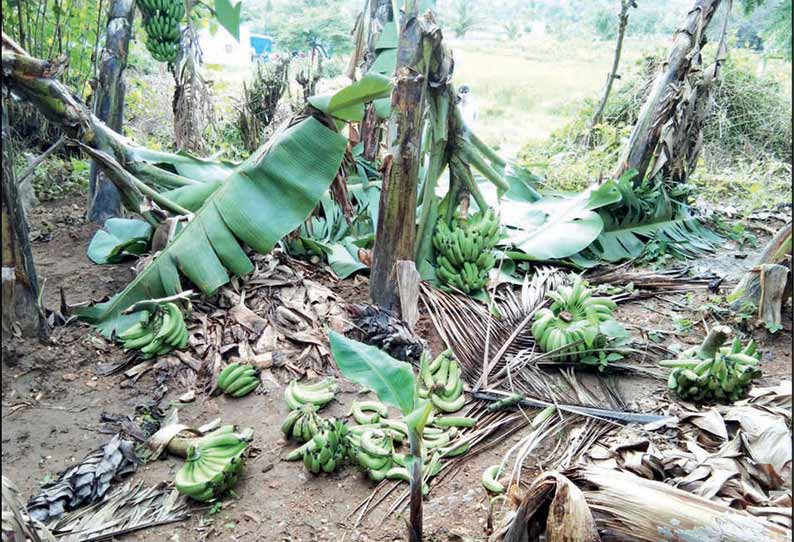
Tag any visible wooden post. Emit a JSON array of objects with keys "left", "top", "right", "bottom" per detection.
[
  {"left": 2, "top": 102, "right": 45, "bottom": 362},
  {"left": 87, "top": 0, "right": 135, "bottom": 223},
  {"left": 370, "top": 11, "right": 439, "bottom": 312},
  {"left": 614, "top": 0, "right": 722, "bottom": 181}
]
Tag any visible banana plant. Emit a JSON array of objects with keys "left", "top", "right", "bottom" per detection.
[{"left": 329, "top": 332, "right": 433, "bottom": 542}]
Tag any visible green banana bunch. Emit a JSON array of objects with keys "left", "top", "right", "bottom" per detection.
[
  {"left": 418, "top": 350, "right": 466, "bottom": 413},
  {"left": 174, "top": 428, "right": 251, "bottom": 502},
  {"left": 117, "top": 302, "right": 189, "bottom": 359},
  {"left": 531, "top": 278, "right": 618, "bottom": 362},
  {"left": 352, "top": 427, "right": 397, "bottom": 481},
  {"left": 660, "top": 337, "right": 762, "bottom": 403},
  {"left": 351, "top": 400, "right": 388, "bottom": 425},
  {"left": 433, "top": 209, "right": 500, "bottom": 293},
  {"left": 284, "top": 378, "right": 338, "bottom": 410},
  {"left": 136, "top": 0, "right": 184, "bottom": 63},
  {"left": 281, "top": 404, "right": 324, "bottom": 443},
  {"left": 482, "top": 464, "right": 505, "bottom": 494},
  {"left": 217, "top": 362, "right": 260, "bottom": 397},
  {"left": 301, "top": 419, "right": 349, "bottom": 474}
]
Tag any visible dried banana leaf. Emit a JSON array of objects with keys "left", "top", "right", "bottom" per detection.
[{"left": 27, "top": 434, "right": 139, "bottom": 524}]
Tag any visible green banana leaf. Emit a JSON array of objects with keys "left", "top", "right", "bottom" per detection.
[
  {"left": 77, "top": 118, "right": 347, "bottom": 336},
  {"left": 87, "top": 218, "right": 153, "bottom": 264},
  {"left": 329, "top": 332, "right": 416, "bottom": 415},
  {"left": 308, "top": 74, "right": 393, "bottom": 122},
  {"left": 129, "top": 148, "right": 237, "bottom": 183},
  {"left": 160, "top": 181, "right": 224, "bottom": 212},
  {"left": 502, "top": 181, "right": 622, "bottom": 261},
  {"left": 214, "top": 0, "right": 242, "bottom": 41},
  {"left": 583, "top": 174, "right": 722, "bottom": 262}
]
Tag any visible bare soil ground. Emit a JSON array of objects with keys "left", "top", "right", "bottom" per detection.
[{"left": 2, "top": 197, "right": 791, "bottom": 541}]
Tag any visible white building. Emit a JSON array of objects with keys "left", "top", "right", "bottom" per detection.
[{"left": 197, "top": 24, "right": 273, "bottom": 67}]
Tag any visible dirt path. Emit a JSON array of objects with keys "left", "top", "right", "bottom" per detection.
[{"left": 2, "top": 198, "right": 791, "bottom": 541}]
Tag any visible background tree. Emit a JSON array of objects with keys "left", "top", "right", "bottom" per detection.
[
  {"left": 88, "top": 0, "right": 136, "bottom": 223},
  {"left": 447, "top": 0, "right": 479, "bottom": 38}
]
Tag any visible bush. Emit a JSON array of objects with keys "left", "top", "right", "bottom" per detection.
[{"left": 518, "top": 49, "right": 793, "bottom": 208}]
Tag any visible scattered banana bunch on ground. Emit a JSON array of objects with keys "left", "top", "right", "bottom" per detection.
[
  {"left": 419, "top": 349, "right": 466, "bottom": 412},
  {"left": 302, "top": 419, "right": 349, "bottom": 474},
  {"left": 284, "top": 378, "right": 338, "bottom": 410},
  {"left": 175, "top": 426, "right": 251, "bottom": 502},
  {"left": 433, "top": 209, "right": 500, "bottom": 293},
  {"left": 661, "top": 333, "right": 762, "bottom": 403},
  {"left": 137, "top": 0, "right": 183, "bottom": 63},
  {"left": 117, "top": 302, "right": 188, "bottom": 359},
  {"left": 482, "top": 464, "right": 505, "bottom": 494},
  {"left": 351, "top": 427, "right": 397, "bottom": 481},
  {"left": 217, "top": 362, "right": 260, "bottom": 397},
  {"left": 281, "top": 404, "right": 324, "bottom": 443},
  {"left": 531, "top": 278, "right": 618, "bottom": 362}
]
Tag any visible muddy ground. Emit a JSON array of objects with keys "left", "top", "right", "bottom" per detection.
[{"left": 2, "top": 197, "right": 792, "bottom": 541}]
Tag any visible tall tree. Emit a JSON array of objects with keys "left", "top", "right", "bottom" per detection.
[
  {"left": 87, "top": 0, "right": 135, "bottom": 223},
  {"left": 587, "top": 0, "right": 637, "bottom": 145}
]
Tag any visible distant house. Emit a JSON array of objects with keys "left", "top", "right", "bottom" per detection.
[{"left": 198, "top": 23, "right": 274, "bottom": 67}]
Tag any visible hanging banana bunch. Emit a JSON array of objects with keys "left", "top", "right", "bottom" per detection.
[
  {"left": 418, "top": 349, "right": 466, "bottom": 413},
  {"left": 116, "top": 301, "right": 189, "bottom": 358},
  {"left": 660, "top": 335, "right": 762, "bottom": 403},
  {"left": 174, "top": 427, "right": 251, "bottom": 502},
  {"left": 217, "top": 362, "right": 260, "bottom": 397},
  {"left": 137, "top": 0, "right": 184, "bottom": 63},
  {"left": 281, "top": 404, "right": 324, "bottom": 443},
  {"left": 432, "top": 209, "right": 500, "bottom": 293},
  {"left": 531, "top": 278, "right": 618, "bottom": 362},
  {"left": 283, "top": 378, "right": 339, "bottom": 410}
]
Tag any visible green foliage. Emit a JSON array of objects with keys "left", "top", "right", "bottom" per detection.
[
  {"left": 214, "top": 0, "right": 242, "bottom": 41},
  {"left": 1, "top": 0, "right": 104, "bottom": 98},
  {"left": 447, "top": 0, "right": 480, "bottom": 38},
  {"left": 76, "top": 118, "right": 347, "bottom": 336},
  {"left": 261, "top": 0, "right": 353, "bottom": 55},
  {"left": 87, "top": 218, "right": 153, "bottom": 265}
]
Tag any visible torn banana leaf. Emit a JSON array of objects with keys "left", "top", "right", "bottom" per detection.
[
  {"left": 502, "top": 181, "right": 622, "bottom": 261},
  {"left": 308, "top": 73, "right": 392, "bottom": 122},
  {"left": 129, "top": 148, "right": 237, "bottom": 183},
  {"left": 86, "top": 218, "right": 153, "bottom": 264},
  {"left": 76, "top": 118, "right": 347, "bottom": 336}
]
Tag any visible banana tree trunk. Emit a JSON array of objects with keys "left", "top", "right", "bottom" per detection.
[
  {"left": 2, "top": 101, "right": 45, "bottom": 361},
  {"left": 370, "top": 11, "right": 439, "bottom": 312},
  {"left": 360, "top": 0, "right": 394, "bottom": 161},
  {"left": 614, "top": 0, "right": 723, "bottom": 181},
  {"left": 88, "top": 0, "right": 136, "bottom": 223}
]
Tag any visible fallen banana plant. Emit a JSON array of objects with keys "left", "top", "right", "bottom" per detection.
[
  {"left": 76, "top": 117, "right": 348, "bottom": 337},
  {"left": 492, "top": 466, "right": 792, "bottom": 542}
]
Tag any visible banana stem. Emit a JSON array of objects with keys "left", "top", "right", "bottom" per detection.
[
  {"left": 450, "top": 154, "right": 488, "bottom": 213},
  {"left": 414, "top": 149, "right": 446, "bottom": 262},
  {"left": 697, "top": 325, "right": 732, "bottom": 360},
  {"left": 129, "top": 162, "right": 202, "bottom": 188},
  {"left": 407, "top": 428, "right": 424, "bottom": 542},
  {"left": 457, "top": 138, "right": 509, "bottom": 194}
]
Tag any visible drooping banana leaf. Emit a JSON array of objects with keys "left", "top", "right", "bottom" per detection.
[
  {"left": 581, "top": 174, "right": 723, "bottom": 262},
  {"left": 76, "top": 118, "right": 347, "bottom": 336},
  {"left": 87, "top": 218, "right": 153, "bottom": 265},
  {"left": 128, "top": 148, "right": 237, "bottom": 183},
  {"left": 502, "top": 181, "right": 623, "bottom": 261},
  {"left": 308, "top": 74, "right": 393, "bottom": 122}
]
